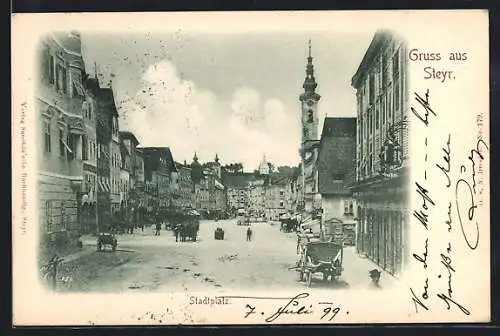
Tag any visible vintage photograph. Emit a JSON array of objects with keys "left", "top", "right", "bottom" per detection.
[
  {"left": 13, "top": 10, "right": 491, "bottom": 325},
  {"left": 35, "top": 28, "right": 410, "bottom": 293}
]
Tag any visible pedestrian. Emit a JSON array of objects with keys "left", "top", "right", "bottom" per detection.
[
  {"left": 246, "top": 227, "right": 253, "bottom": 241},
  {"left": 155, "top": 222, "right": 161, "bottom": 236},
  {"left": 369, "top": 269, "right": 382, "bottom": 289},
  {"left": 175, "top": 223, "right": 181, "bottom": 242}
]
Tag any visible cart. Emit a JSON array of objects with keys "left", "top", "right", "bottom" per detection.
[
  {"left": 97, "top": 232, "right": 117, "bottom": 252},
  {"left": 214, "top": 227, "right": 225, "bottom": 240},
  {"left": 297, "top": 241, "right": 343, "bottom": 287}
]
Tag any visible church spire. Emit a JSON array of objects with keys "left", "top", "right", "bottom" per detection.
[{"left": 303, "top": 39, "right": 318, "bottom": 93}]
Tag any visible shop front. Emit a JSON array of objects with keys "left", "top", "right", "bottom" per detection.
[{"left": 352, "top": 169, "right": 409, "bottom": 277}]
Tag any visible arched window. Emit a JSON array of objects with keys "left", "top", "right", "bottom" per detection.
[{"left": 307, "top": 110, "right": 314, "bottom": 123}]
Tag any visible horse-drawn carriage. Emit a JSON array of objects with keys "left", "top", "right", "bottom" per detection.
[
  {"left": 280, "top": 213, "right": 299, "bottom": 232},
  {"left": 296, "top": 241, "right": 343, "bottom": 287},
  {"left": 236, "top": 209, "right": 249, "bottom": 226},
  {"left": 174, "top": 210, "right": 201, "bottom": 242}
]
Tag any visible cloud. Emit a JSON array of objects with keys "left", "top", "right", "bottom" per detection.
[{"left": 117, "top": 59, "right": 300, "bottom": 170}]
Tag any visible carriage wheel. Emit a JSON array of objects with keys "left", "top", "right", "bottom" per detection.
[{"left": 306, "top": 272, "right": 312, "bottom": 287}]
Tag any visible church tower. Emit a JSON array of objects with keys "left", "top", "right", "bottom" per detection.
[
  {"left": 298, "top": 40, "right": 322, "bottom": 215},
  {"left": 299, "top": 40, "right": 321, "bottom": 144}
]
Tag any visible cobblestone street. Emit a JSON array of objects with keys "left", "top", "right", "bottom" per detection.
[{"left": 52, "top": 219, "right": 396, "bottom": 293}]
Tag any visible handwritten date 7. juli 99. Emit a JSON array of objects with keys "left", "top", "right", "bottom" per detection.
[{"left": 243, "top": 293, "right": 342, "bottom": 323}]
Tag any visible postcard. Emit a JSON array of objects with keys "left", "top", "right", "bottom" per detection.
[{"left": 11, "top": 10, "right": 490, "bottom": 325}]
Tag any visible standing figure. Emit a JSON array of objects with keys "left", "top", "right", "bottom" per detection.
[
  {"left": 174, "top": 223, "right": 181, "bottom": 242},
  {"left": 246, "top": 227, "right": 253, "bottom": 241},
  {"left": 155, "top": 222, "right": 161, "bottom": 236}
]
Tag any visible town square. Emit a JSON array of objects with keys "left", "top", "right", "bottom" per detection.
[{"left": 36, "top": 29, "right": 409, "bottom": 292}]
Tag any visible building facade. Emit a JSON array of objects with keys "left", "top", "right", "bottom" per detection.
[
  {"left": 351, "top": 30, "right": 409, "bottom": 277},
  {"left": 109, "top": 97, "right": 121, "bottom": 215},
  {"left": 222, "top": 173, "right": 255, "bottom": 213},
  {"left": 247, "top": 179, "right": 266, "bottom": 218},
  {"left": 119, "top": 139, "right": 131, "bottom": 222},
  {"left": 142, "top": 147, "right": 176, "bottom": 215},
  {"left": 173, "top": 161, "right": 194, "bottom": 210},
  {"left": 119, "top": 131, "right": 142, "bottom": 213},
  {"left": 96, "top": 86, "right": 112, "bottom": 232},
  {"left": 37, "top": 31, "right": 87, "bottom": 258},
  {"left": 317, "top": 117, "right": 357, "bottom": 232},
  {"left": 299, "top": 41, "right": 321, "bottom": 215},
  {"left": 81, "top": 75, "right": 99, "bottom": 234},
  {"left": 264, "top": 175, "right": 290, "bottom": 221}
]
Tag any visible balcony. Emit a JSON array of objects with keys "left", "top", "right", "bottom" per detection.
[{"left": 38, "top": 82, "right": 84, "bottom": 117}]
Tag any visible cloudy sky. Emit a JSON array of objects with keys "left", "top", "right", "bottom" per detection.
[{"left": 81, "top": 30, "right": 373, "bottom": 171}]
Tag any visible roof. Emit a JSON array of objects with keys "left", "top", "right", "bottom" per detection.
[
  {"left": 268, "top": 173, "right": 290, "bottom": 186},
  {"left": 317, "top": 118, "right": 356, "bottom": 195},
  {"left": 141, "top": 147, "right": 177, "bottom": 172},
  {"left": 97, "top": 87, "right": 119, "bottom": 117},
  {"left": 222, "top": 173, "right": 255, "bottom": 189},
  {"left": 351, "top": 29, "right": 399, "bottom": 88},
  {"left": 119, "top": 131, "right": 140, "bottom": 146},
  {"left": 320, "top": 117, "right": 357, "bottom": 139}
]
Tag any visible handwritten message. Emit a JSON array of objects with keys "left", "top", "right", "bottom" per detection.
[
  {"left": 408, "top": 49, "right": 469, "bottom": 83},
  {"left": 409, "top": 87, "right": 488, "bottom": 317}
]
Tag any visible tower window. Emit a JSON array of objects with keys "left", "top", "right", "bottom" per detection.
[{"left": 307, "top": 110, "right": 314, "bottom": 123}]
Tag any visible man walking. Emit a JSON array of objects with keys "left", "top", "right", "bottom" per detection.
[{"left": 246, "top": 227, "right": 253, "bottom": 241}]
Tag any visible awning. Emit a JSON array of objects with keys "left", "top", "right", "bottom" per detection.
[
  {"left": 301, "top": 218, "right": 320, "bottom": 229},
  {"left": 61, "top": 139, "right": 72, "bottom": 153},
  {"left": 98, "top": 178, "right": 110, "bottom": 192},
  {"left": 214, "top": 180, "right": 224, "bottom": 190}
]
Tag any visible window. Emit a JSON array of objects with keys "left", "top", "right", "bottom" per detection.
[
  {"left": 382, "top": 55, "right": 388, "bottom": 87},
  {"left": 42, "top": 47, "right": 55, "bottom": 84},
  {"left": 43, "top": 121, "right": 51, "bottom": 152},
  {"left": 368, "top": 108, "right": 373, "bottom": 134},
  {"left": 280, "top": 201, "right": 284, "bottom": 207},
  {"left": 280, "top": 190, "right": 284, "bottom": 196},
  {"left": 67, "top": 133, "right": 75, "bottom": 161},
  {"left": 56, "top": 64, "right": 68, "bottom": 94},
  {"left": 344, "top": 200, "right": 354, "bottom": 215},
  {"left": 332, "top": 173, "right": 344, "bottom": 180},
  {"left": 393, "top": 49, "right": 400, "bottom": 78},
  {"left": 369, "top": 75, "right": 375, "bottom": 105},
  {"left": 394, "top": 79, "right": 400, "bottom": 112},
  {"left": 59, "top": 129, "right": 65, "bottom": 157},
  {"left": 82, "top": 101, "right": 90, "bottom": 119},
  {"left": 45, "top": 201, "right": 53, "bottom": 233},
  {"left": 307, "top": 110, "right": 314, "bottom": 123},
  {"left": 375, "top": 106, "right": 379, "bottom": 130},
  {"left": 82, "top": 135, "right": 88, "bottom": 160}
]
